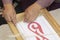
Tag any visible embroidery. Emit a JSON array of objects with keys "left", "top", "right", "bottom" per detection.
[{"left": 28, "top": 22, "right": 48, "bottom": 40}]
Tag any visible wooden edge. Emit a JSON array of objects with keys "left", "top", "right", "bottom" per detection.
[
  {"left": 41, "top": 8, "right": 60, "bottom": 36},
  {"left": 7, "top": 13, "right": 24, "bottom": 40},
  {"left": 8, "top": 22, "right": 23, "bottom": 40},
  {"left": 8, "top": 8, "right": 60, "bottom": 40}
]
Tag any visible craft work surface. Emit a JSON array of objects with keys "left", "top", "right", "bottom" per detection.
[
  {"left": 16, "top": 15, "right": 60, "bottom": 40},
  {"left": 0, "top": 9, "right": 60, "bottom": 40},
  {"left": 8, "top": 9, "right": 60, "bottom": 40}
]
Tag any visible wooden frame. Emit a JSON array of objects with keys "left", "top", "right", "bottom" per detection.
[{"left": 8, "top": 8, "right": 60, "bottom": 40}]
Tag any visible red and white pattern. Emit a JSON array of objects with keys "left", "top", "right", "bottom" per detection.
[
  {"left": 16, "top": 16, "right": 60, "bottom": 40},
  {"left": 28, "top": 22, "right": 48, "bottom": 40}
]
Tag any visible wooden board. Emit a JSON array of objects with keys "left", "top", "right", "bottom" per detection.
[{"left": 8, "top": 8, "right": 60, "bottom": 40}]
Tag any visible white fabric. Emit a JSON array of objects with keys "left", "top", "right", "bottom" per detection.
[
  {"left": 16, "top": 15, "right": 60, "bottom": 40},
  {"left": 0, "top": 24, "right": 16, "bottom": 40}
]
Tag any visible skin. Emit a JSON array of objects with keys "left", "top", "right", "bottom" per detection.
[
  {"left": 2, "top": 0, "right": 17, "bottom": 24},
  {"left": 24, "top": 2, "right": 42, "bottom": 23},
  {"left": 2, "top": 4, "right": 17, "bottom": 24},
  {"left": 2, "top": 0, "right": 42, "bottom": 25}
]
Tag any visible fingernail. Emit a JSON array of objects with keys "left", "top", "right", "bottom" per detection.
[{"left": 24, "top": 18, "right": 27, "bottom": 22}]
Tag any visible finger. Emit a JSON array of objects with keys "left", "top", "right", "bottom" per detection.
[
  {"left": 24, "top": 10, "right": 31, "bottom": 22},
  {"left": 13, "top": 16, "right": 17, "bottom": 25},
  {"left": 24, "top": 13, "right": 29, "bottom": 22},
  {"left": 24, "top": 17, "right": 28, "bottom": 22},
  {"left": 24, "top": 16, "right": 33, "bottom": 23},
  {"left": 26, "top": 17, "right": 34, "bottom": 23},
  {"left": 26, "top": 14, "right": 37, "bottom": 23},
  {"left": 4, "top": 15, "right": 11, "bottom": 22},
  {"left": 24, "top": 11, "right": 27, "bottom": 22},
  {"left": 25, "top": 15, "right": 33, "bottom": 23},
  {"left": 11, "top": 13, "right": 17, "bottom": 25}
]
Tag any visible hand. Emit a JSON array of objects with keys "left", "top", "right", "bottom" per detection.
[
  {"left": 2, "top": 6, "right": 17, "bottom": 24},
  {"left": 24, "top": 2, "right": 42, "bottom": 23}
]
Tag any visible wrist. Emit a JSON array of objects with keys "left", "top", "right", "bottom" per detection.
[{"left": 4, "top": 4, "right": 14, "bottom": 9}]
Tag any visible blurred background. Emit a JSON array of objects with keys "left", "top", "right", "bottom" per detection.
[{"left": 0, "top": 0, "right": 60, "bottom": 25}]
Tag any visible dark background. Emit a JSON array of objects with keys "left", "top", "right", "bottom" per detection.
[{"left": 0, "top": 0, "right": 60, "bottom": 25}]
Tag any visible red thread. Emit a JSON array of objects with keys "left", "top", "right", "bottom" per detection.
[{"left": 28, "top": 22, "right": 48, "bottom": 40}]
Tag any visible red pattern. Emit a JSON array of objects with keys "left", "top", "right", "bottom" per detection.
[{"left": 28, "top": 22, "right": 48, "bottom": 40}]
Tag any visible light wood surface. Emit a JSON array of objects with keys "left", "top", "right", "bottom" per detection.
[
  {"left": 8, "top": 13, "right": 24, "bottom": 40},
  {"left": 8, "top": 8, "right": 60, "bottom": 40},
  {"left": 40, "top": 9, "right": 60, "bottom": 36}
]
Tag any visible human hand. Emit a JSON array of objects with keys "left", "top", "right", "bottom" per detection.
[
  {"left": 2, "top": 6, "right": 17, "bottom": 24},
  {"left": 24, "top": 2, "right": 42, "bottom": 23}
]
